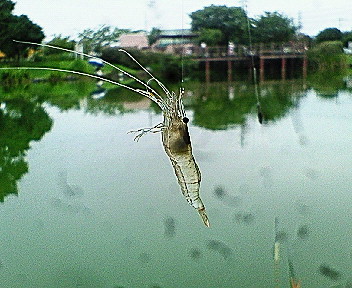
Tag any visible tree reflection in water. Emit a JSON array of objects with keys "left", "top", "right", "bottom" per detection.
[{"left": 0, "top": 98, "right": 52, "bottom": 201}]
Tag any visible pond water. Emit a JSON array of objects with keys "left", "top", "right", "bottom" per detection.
[{"left": 0, "top": 74, "right": 352, "bottom": 288}]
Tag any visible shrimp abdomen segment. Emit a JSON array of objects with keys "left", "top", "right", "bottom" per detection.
[{"left": 170, "top": 154, "right": 210, "bottom": 227}]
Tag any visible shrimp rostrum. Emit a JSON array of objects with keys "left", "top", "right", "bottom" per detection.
[{"left": 2, "top": 40, "right": 210, "bottom": 227}]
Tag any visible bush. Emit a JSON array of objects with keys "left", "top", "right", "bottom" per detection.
[
  {"left": 307, "top": 41, "right": 348, "bottom": 70},
  {"left": 0, "top": 70, "right": 30, "bottom": 86}
]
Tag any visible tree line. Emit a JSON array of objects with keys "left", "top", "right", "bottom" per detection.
[{"left": 1, "top": 0, "right": 352, "bottom": 59}]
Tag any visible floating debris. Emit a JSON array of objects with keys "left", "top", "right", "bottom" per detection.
[
  {"left": 319, "top": 264, "right": 342, "bottom": 281},
  {"left": 164, "top": 217, "right": 176, "bottom": 238},
  {"left": 206, "top": 240, "right": 233, "bottom": 259}
]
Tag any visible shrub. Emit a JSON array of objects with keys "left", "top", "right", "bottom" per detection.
[{"left": 307, "top": 41, "right": 348, "bottom": 70}]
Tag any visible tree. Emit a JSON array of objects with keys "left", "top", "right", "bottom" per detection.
[
  {"left": 78, "top": 25, "right": 130, "bottom": 54},
  {"left": 0, "top": 0, "right": 44, "bottom": 59},
  {"left": 315, "top": 28, "right": 343, "bottom": 43},
  {"left": 148, "top": 27, "right": 161, "bottom": 46},
  {"left": 197, "top": 28, "right": 223, "bottom": 46},
  {"left": 253, "top": 12, "right": 297, "bottom": 43},
  {"left": 190, "top": 5, "right": 249, "bottom": 45},
  {"left": 44, "top": 35, "right": 75, "bottom": 56},
  {"left": 342, "top": 31, "right": 352, "bottom": 47}
]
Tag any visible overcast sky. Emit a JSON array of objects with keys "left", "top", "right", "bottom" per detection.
[{"left": 13, "top": 0, "right": 352, "bottom": 40}]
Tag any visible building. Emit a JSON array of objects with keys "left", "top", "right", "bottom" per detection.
[
  {"left": 153, "top": 29, "right": 197, "bottom": 54},
  {"left": 118, "top": 32, "right": 149, "bottom": 49}
]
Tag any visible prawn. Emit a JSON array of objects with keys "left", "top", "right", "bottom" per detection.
[{"left": 1, "top": 40, "right": 210, "bottom": 227}]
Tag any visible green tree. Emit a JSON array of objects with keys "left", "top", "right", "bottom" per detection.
[
  {"left": 44, "top": 35, "right": 75, "bottom": 55},
  {"left": 197, "top": 28, "right": 223, "bottom": 46},
  {"left": 342, "top": 31, "right": 352, "bottom": 47},
  {"left": 190, "top": 5, "right": 249, "bottom": 45},
  {"left": 253, "top": 12, "right": 297, "bottom": 43},
  {"left": 0, "top": 0, "right": 44, "bottom": 59},
  {"left": 307, "top": 41, "right": 347, "bottom": 70},
  {"left": 78, "top": 25, "right": 130, "bottom": 54},
  {"left": 315, "top": 28, "right": 343, "bottom": 43},
  {"left": 148, "top": 27, "right": 161, "bottom": 46}
]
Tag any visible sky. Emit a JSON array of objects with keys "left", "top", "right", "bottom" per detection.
[{"left": 13, "top": 0, "right": 352, "bottom": 40}]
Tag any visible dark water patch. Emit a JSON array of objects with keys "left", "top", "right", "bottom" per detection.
[
  {"left": 163, "top": 216, "right": 176, "bottom": 238},
  {"left": 295, "top": 201, "right": 310, "bottom": 215},
  {"left": 345, "top": 279, "right": 352, "bottom": 288},
  {"left": 58, "top": 171, "right": 84, "bottom": 197},
  {"left": 297, "top": 225, "right": 310, "bottom": 239},
  {"left": 259, "top": 166, "right": 273, "bottom": 188},
  {"left": 213, "top": 186, "right": 241, "bottom": 207},
  {"left": 50, "top": 198, "right": 91, "bottom": 215},
  {"left": 275, "top": 230, "right": 288, "bottom": 242},
  {"left": 234, "top": 212, "right": 255, "bottom": 225},
  {"left": 206, "top": 240, "right": 233, "bottom": 259},
  {"left": 188, "top": 248, "right": 202, "bottom": 260},
  {"left": 305, "top": 168, "right": 320, "bottom": 180},
  {"left": 319, "top": 264, "right": 342, "bottom": 281},
  {"left": 138, "top": 252, "right": 152, "bottom": 264},
  {"left": 214, "top": 186, "right": 226, "bottom": 199}
]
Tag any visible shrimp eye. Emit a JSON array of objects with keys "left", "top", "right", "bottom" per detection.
[{"left": 182, "top": 117, "right": 189, "bottom": 123}]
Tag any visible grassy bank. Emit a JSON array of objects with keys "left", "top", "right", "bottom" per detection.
[{"left": 0, "top": 59, "right": 140, "bottom": 87}]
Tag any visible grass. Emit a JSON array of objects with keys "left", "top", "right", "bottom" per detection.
[{"left": 0, "top": 58, "right": 139, "bottom": 86}]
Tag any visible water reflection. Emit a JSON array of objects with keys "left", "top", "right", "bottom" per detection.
[
  {"left": 319, "top": 264, "right": 342, "bottom": 281},
  {"left": 0, "top": 98, "right": 52, "bottom": 201},
  {"left": 188, "top": 247, "right": 202, "bottom": 261},
  {"left": 163, "top": 216, "right": 176, "bottom": 239},
  {"left": 206, "top": 240, "right": 233, "bottom": 260},
  {"left": 1, "top": 72, "right": 352, "bottom": 287}
]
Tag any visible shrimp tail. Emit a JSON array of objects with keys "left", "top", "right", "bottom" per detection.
[{"left": 198, "top": 208, "right": 210, "bottom": 227}]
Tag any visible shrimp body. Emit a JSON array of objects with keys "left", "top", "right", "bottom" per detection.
[
  {"left": 162, "top": 115, "right": 209, "bottom": 227},
  {"left": 1, "top": 41, "right": 209, "bottom": 227}
]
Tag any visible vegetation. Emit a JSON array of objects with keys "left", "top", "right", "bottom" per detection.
[
  {"left": 253, "top": 12, "right": 297, "bottom": 43},
  {"left": 307, "top": 41, "right": 348, "bottom": 71},
  {"left": 101, "top": 47, "right": 198, "bottom": 82},
  {"left": 190, "top": 5, "right": 297, "bottom": 46},
  {"left": 190, "top": 5, "right": 249, "bottom": 45},
  {"left": 0, "top": 0, "right": 44, "bottom": 59},
  {"left": 315, "top": 28, "right": 343, "bottom": 43},
  {"left": 78, "top": 25, "right": 130, "bottom": 54}
]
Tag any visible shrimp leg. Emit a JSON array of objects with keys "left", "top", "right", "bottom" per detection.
[{"left": 128, "top": 122, "right": 164, "bottom": 141}]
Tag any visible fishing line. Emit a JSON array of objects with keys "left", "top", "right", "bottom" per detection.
[
  {"left": 243, "top": 1, "right": 263, "bottom": 124},
  {"left": 180, "top": 0, "right": 185, "bottom": 89}
]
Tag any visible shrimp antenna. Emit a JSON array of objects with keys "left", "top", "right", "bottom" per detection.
[
  {"left": 118, "top": 49, "right": 171, "bottom": 97},
  {"left": 11, "top": 40, "right": 166, "bottom": 104},
  {"left": 0, "top": 66, "right": 165, "bottom": 106}
]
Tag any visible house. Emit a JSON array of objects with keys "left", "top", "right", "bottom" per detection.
[
  {"left": 155, "top": 29, "right": 197, "bottom": 47},
  {"left": 118, "top": 32, "right": 149, "bottom": 49},
  {"left": 152, "top": 29, "right": 197, "bottom": 54}
]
